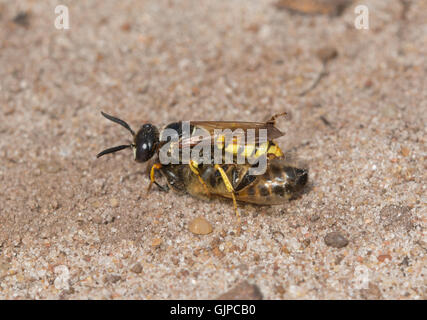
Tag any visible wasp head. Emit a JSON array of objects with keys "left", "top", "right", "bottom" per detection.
[
  {"left": 133, "top": 123, "right": 159, "bottom": 162},
  {"left": 97, "top": 111, "right": 159, "bottom": 163}
]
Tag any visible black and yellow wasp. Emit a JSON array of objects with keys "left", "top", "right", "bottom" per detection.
[{"left": 97, "top": 112, "right": 308, "bottom": 218}]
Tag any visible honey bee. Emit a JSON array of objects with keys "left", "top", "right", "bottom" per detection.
[
  {"left": 97, "top": 112, "right": 308, "bottom": 217},
  {"left": 159, "top": 160, "right": 308, "bottom": 204}
]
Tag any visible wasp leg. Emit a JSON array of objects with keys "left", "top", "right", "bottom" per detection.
[
  {"left": 154, "top": 181, "right": 169, "bottom": 192},
  {"left": 214, "top": 164, "right": 240, "bottom": 220},
  {"left": 148, "top": 163, "right": 165, "bottom": 192},
  {"left": 189, "top": 160, "right": 211, "bottom": 197},
  {"left": 267, "top": 112, "right": 287, "bottom": 125},
  {"left": 267, "top": 141, "right": 284, "bottom": 158}
]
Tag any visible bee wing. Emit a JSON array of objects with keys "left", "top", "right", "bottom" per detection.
[{"left": 177, "top": 121, "right": 284, "bottom": 148}]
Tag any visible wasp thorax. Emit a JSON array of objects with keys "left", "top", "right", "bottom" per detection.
[{"left": 133, "top": 124, "right": 159, "bottom": 162}]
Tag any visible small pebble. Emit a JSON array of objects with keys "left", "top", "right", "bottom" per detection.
[
  {"left": 310, "top": 214, "right": 320, "bottom": 222},
  {"left": 120, "top": 22, "right": 131, "bottom": 32},
  {"left": 0, "top": 260, "right": 11, "bottom": 277},
  {"left": 212, "top": 246, "right": 225, "bottom": 259},
  {"left": 399, "top": 256, "right": 410, "bottom": 267},
  {"left": 275, "top": 285, "right": 286, "bottom": 296},
  {"left": 130, "top": 263, "right": 143, "bottom": 274},
  {"left": 360, "top": 283, "right": 383, "bottom": 299},
  {"left": 316, "top": 46, "right": 338, "bottom": 64},
  {"left": 13, "top": 12, "right": 30, "bottom": 27},
  {"left": 400, "top": 147, "right": 410, "bottom": 157},
  {"left": 191, "top": 86, "right": 200, "bottom": 96},
  {"left": 281, "top": 245, "right": 290, "bottom": 254},
  {"left": 53, "top": 265, "right": 70, "bottom": 291},
  {"left": 324, "top": 232, "right": 349, "bottom": 248},
  {"left": 189, "top": 217, "right": 213, "bottom": 235},
  {"left": 104, "top": 274, "right": 121, "bottom": 284},
  {"left": 364, "top": 79, "right": 373, "bottom": 88},
  {"left": 151, "top": 238, "right": 162, "bottom": 248},
  {"left": 216, "top": 281, "right": 263, "bottom": 300},
  {"left": 110, "top": 198, "right": 119, "bottom": 208},
  {"left": 377, "top": 254, "right": 392, "bottom": 263}
]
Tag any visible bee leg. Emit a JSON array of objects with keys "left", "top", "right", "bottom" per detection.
[
  {"left": 214, "top": 164, "right": 240, "bottom": 221},
  {"left": 267, "top": 112, "right": 287, "bottom": 125},
  {"left": 189, "top": 160, "right": 211, "bottom": 197},
  {"left": 147, "top": 163, "right": 163, "bottom": 192}
]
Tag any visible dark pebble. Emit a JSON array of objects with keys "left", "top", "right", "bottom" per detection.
[
  {"left": 360, "top": 283, "right": 383, "bottom": 299},
  {"left": 216, "top": 281, "right": 263, "bottom": 300},
  {"left": 13, "top": 12, "right": 30, "bottom": 27},
  {"left": 324, "top": 232, "right": 349, "bottom": 248},
  {"left": 104, "top": 274, "right": 121, "bottom": 284},
  {"left": 130, "top": 263, "right": 143, "bottom": 274},
  {"left": 316, "top": 46, "right": 338, "bottom": 64},
  {"left": 310, "top": 214, "right": 320, "bottom": 222}
]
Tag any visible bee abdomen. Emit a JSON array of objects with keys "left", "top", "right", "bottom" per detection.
[{"left": 236, "top": 162, "right": 308, "bottom": 204}]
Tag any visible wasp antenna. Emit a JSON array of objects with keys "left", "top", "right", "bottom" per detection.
[
  {"left": 101, "top": 111, "right": 135, "bottom": 136},
  {"left": 96, "top": 144, "right": 131, "bottom": 158}
]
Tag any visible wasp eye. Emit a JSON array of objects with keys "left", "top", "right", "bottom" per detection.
[{"left": 134, "top": 124, "right": 159, "bottom": 162}]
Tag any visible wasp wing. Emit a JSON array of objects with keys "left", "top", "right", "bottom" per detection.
[
  {"left": 191, "top": 121, "right": 284, "bottom": 140},
  {"left": 177, "top": 121, "right": 284, "bottom": 148}
]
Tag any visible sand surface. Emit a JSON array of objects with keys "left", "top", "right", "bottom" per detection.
[{"left": 0, "top": 0, "right": 425, "bottom": 299}]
